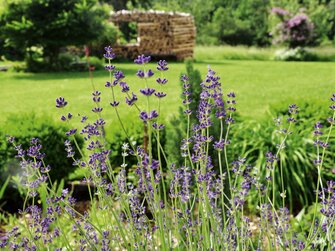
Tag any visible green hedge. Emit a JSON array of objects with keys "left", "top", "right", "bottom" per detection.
[{"left": 0, "top": 113, "right": 84, "bottom": 184}]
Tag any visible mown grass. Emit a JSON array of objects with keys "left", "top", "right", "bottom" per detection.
[
  {"left": 1, "top": 60, "right": 335, "bottom": 130},
  {"left": 195, "top": 45, "right": 335, "bottom": 62},
  {"left": 195, "top": 45, "right": 275, "bottom": 61}
]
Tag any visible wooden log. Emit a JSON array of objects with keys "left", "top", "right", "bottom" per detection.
[
  {"left": 110, "top": 10, "right": 195, "bottom": 60},
  {"left": 173, "top": 35, "right": 196, "bottom": 40}
]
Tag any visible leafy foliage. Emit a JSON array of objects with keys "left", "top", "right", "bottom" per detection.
[
  {"left": 232, "top": 102, "right": 335, "bottom": 211},
  {"left": 207, "top": 0, "right": 270, "bottom": 46},
  {"left": 88, "top": 23, "right": 119, "bottom": 58},
  {"left": 153, "top": 0, "right": 271, "bottom": 46},
  {"left": 0, "top": 0, "right": 107, "bottom": 70}
]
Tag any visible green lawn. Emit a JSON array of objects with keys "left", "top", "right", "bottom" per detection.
[
  {"left": 195, "top": 45, "right": 275, "bottom": 61},
  {"left": 195, "top": 45, "right": 335, "bottom": 61},
  {"left": 1, "top": 60, "right": 335, "bottom": 131}
]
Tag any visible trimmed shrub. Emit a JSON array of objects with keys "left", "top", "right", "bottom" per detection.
[{"left": 0, "top": 113, "right": 84, "bottom": 183}]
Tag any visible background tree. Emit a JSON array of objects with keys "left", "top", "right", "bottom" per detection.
[
  {"left": 152, "top": 0, "right": 271, "bottom": 46},
  {"left": 102, "top": 0, "right": 152, "bottom": 11},
  {"left": 0, "top": 0, "right": 107, "bottom": 70}
]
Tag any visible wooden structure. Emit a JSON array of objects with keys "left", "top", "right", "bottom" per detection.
[{"left": 109, "top": 10, "right": 196, "bottom": 60}]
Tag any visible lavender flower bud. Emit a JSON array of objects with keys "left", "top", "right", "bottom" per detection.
[
  {"left": 140, "top": 88, "right": 155, "bottom": 96},
  {"left": 134, "top": 54, "right": 151, "bottom": 64},
  {"left": 156, "top": 78, "right": 168, "bottom": 84},
  {"left": 103, "top": 46, "right": 115, "bottom": 60},
  {"left": 126, "top": 92, "right": 138, "bottom": 106},
  {"left": 119, "top": 82, "right": 129, "bottom": 92},
  {"left": 157, "top": 60, "right": 168, "bottom": 71},
  {"left": 55, "top": 97, "right": 67, "bottom": 108}
]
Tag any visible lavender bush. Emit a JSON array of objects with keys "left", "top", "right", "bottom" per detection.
[{"left": 1, "top": 46, "right": 335, "bottom": 250}]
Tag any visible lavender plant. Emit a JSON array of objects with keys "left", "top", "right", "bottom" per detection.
[{"left": 1, "top": 47, "right": 335, "bottom": 250}]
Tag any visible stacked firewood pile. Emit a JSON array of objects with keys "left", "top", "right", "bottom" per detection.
[{"left": 109, "top": 10, "right": 196, "bottom": 60}]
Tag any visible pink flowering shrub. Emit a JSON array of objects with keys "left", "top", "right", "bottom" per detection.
[{"left": 271, "top": 7, "right": 314, "bottom": 48}]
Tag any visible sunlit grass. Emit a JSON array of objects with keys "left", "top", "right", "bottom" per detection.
[
  {"left": 195, "top": 45, "right": 335, "bottom": 62},
  {"left": 195, "top": 45, "right": 275, "bottom": 61},
  {"left": 1, "top": 60, "right": 335, "bottom": 129}
]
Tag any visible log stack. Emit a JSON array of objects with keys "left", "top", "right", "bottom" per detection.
[{"left": 109, "top": 10, "right": 196, "bottom": 60}]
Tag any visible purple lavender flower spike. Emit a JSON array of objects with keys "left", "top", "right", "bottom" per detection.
[
  {"left": 313, "top": 121, "right": 323, "bottom": 136},
  {"left": 14, "top": 144, "right": 25, "bottom": 158},
  {"left": 92, "top": 90, "right": 101, "bottom": 96},
  {"left": 147, "top": 69, "right": 154, "bottom": 78},
  {"left": 136, "top": 70, "right": 145, "bottom": 78},
  {"left": 60, "top": 113, "right": 72, "bottom": 122},
  {"left": 66, "top": 128, "right": 77, "bottom": 137},
  {"left": 149, "top": 110, "right": 159, "bottom": 119},
  {"left": 119, "top": 82, "right": 129, "bottom": 92},
  {"left": 126, "top": 92, "right": 138, "bottom": 106},
  {"left": 182, "top": 98, "right": 192, "bottom": 105},
  {"left": 213, "top": 139, "right": 231, "bottom": 151},
  {"left": 288, "top": 104, "right": 299, "bottom": 114},
  {"left": 140, "top": 88, "right": 155, "bottom": 96},
  {"left": 156, "top": 78, "right": 168, "bottom": 85},
  {"left": 181, "top": 74, "right": 189, "bottom": 82},
  {"left": 227, "top": 92, "right": 235, "bottom": 98},
  {"left": 265, "top": 151, "right": 277, "bottom": 168},
  {"left": 92, "top": 96, "right": 101, "bottom": 103},
  {"left": 114, "top": 70, "right": 125, "bottom": 81},
  {"left": 7, "top": 135, "right": 15, "bottom": 143},
  {"left": 105, "top": 81, "right": 111, "bottom": 87},
  {"left": 314, "top": 121, "right": 322, "bottom": 129},
  {"left": 331, "top": 93, "right": 335, "bottom": 102},
  {"left": 92, "top": 107, "right": 103, "bottom": 113},
  {"left": 110, "top": 101, "right": 120, "bottom": 107},
  {"left": 152, "top": 122, "right": 165, "bottom": 130},
  {"left": 30, "top": 138, "right": 39, "bottom": 145},
  {"left": 81, "top": 116, "right": 88, "bottom": 123},
  {"left": 287, "top": 117, "right": 297, "bottom": 123},
  {"left": 184, "top": 109, "right": 192, "bottom": 115},
  {"left": 139, "top": 111, "right": 149, "bottom": 122},
  {"left": 134, "top": 54, "right": 151, "bottom": 64},
  {"left": 136, "top": 69, "right": 154, "bottom": 78},
  {"left": 103, "top": 46, "right": 115, "bottom": 60},
  {"left": 215, "top": 110, "right": 226, "bottom": 119},
  {"left": 56, "top": 97, "right": 67, "bottom": 108},
  {"left": 225, "top": 117, "right": 235, "bottom": 125},
  {"left": 157, "top": 60, "right": 168, "bottom": 71},
  {"left": 154, "top": 92, "right": 167, "bottom": 98},
  {"left": 105, "top": 65, "right": 115, "bottom": 71}
]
